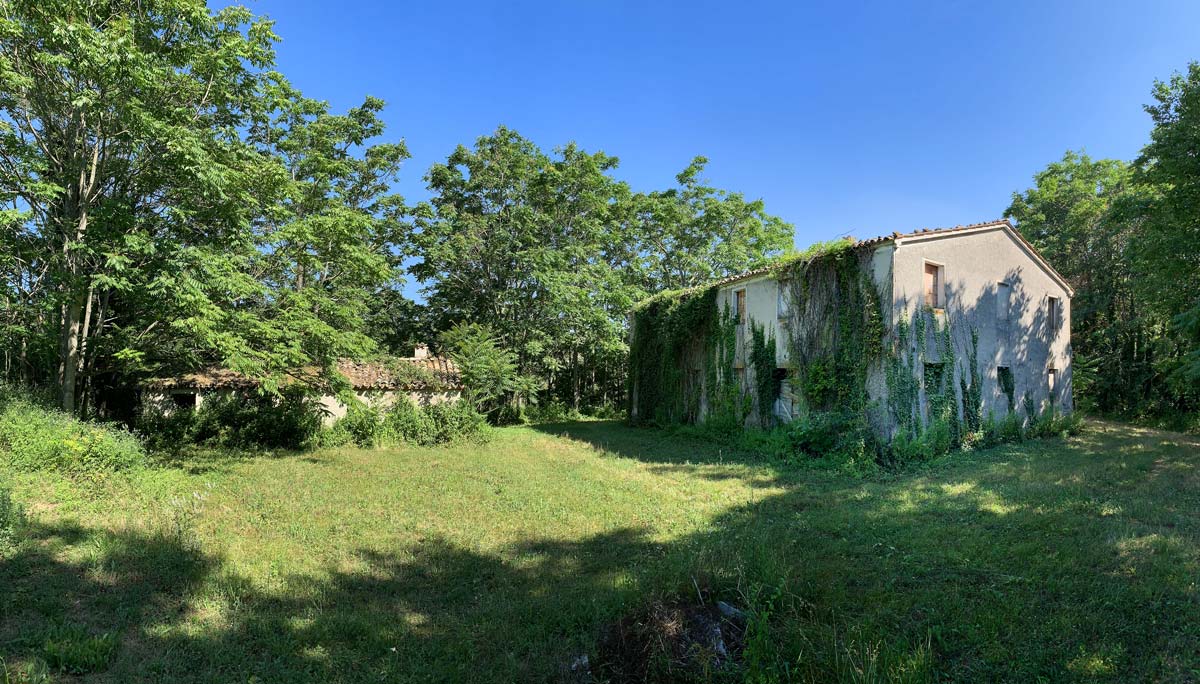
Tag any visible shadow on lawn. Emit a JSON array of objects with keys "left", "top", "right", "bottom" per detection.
[
  {"left": 4, "top": 420, "right": 1200, "bottom": 683},
  {"left": 0, "top": 519, "right": 214, "bottom": 677}
]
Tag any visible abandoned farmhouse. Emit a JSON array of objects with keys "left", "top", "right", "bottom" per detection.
[
  {"left": 628, "top": 219, "right": 1073, "bottom": 441},
  {"left": 144, "top": 347, "right": 463, "bottom": 425}
]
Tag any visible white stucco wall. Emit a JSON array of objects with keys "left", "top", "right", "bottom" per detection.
[
  {"left": 630, "top": 226, "right": 1071, "bottom": 434},
  {"left": 890, "top": 226, "right": 1073, "bottom": 422}
]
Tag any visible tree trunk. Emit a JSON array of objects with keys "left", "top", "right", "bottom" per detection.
[{"left": 59, "top": 292, "right": 83, "bottom": 413}]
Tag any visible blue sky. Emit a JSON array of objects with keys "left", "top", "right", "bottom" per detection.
[{"left": 222, "top": 0, "right": 1200, "bottom": 247}]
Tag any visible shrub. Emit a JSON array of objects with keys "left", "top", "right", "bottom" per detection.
[
  {"left": 584, "top": 402, "right": 626, "bottom": 421},
  {"left": 787, "top": 411, "right": 868, "bottom": 459},
  {"left": 417, "top": 401, "right": 490, "bottom": 445},
  {"left": 337, "top": 404, "right": 386, "bottom": 448},
  {"left": 140, "top": 386, "right": 323, "bottom": 451},
  {"left": 521, "top": 400, "right": 580, "bottom": 424},
  {"left": 0, "top": 391, "right": 145, "bottom": 473},
  {"left": 324, "top": 399, "right": 490, "bottom": 449}
]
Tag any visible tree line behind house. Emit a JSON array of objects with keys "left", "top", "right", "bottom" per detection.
[{"left": 0, "top": 0, "right": 1197, "bottom": 441}]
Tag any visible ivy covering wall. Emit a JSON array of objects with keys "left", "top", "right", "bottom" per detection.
[
  {"left": 628, "top": 285, "right": 768, "bottom": 429},
  {"left": 629, "top": 239, "right": 1075, "bottom": 463}
]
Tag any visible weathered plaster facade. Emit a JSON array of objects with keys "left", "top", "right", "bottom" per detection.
[{"left": 635, "top": 220, "right": 1073, "bottom": 435}]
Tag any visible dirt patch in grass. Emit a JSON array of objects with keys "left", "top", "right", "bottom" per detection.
[{"left": 590, "top": 594, "right": 748, "bottom": 683}]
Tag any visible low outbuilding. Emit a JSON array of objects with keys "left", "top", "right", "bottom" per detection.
[{"left": 143, "top": 346, "right": 463, "bottom": 425}]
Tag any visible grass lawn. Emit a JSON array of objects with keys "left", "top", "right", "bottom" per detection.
[{"left": 2, "top": 419, "right": 1199, "bottom": 682}]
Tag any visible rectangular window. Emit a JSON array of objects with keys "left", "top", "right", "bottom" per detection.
[
  {"left": 777, "top": 281, "right": 788, "bottom": 319},
  {"left": 997, "top": 282, "right": 1011, "bottom": 322},
  {"left": 735, "top": 289, "right": 746, "bottom": 324},
  {"left": 924, "top": 262, "right": 942, "bottom": 309},
  {"left": 1048, "top": 296, "right": 1059, "bottom": 333},
  {"left": 997, "top": 366, "right": 1015, "bottom": 412},
  {"left": 923, "top": 362, "right": 946, "bottom": 394},
  {"left": 172, "top": 392, "right": 197, "bottom": 410},
  {"left": 1048, "top": 367, "right": 1057, "bottom": 392}
]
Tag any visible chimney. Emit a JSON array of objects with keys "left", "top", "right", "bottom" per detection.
[{"left": 413, "top": 343, "right": 429, "bottom": 359}]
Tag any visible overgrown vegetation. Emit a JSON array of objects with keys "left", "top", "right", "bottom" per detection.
[
  {"left": 319, "top": 399, "right": 490, "bottom": 449},
  {"left": 1006, "top": 63, "right": 1200, "bottom": 425},
  {"left": 1, "top": 419, "right": 1195, "bottom": 682},
  {"left": 0, "top": 386, "right": 145, "bottom": 474},
  {"left": 629, "top": 239, "right": 1082, "bottom": 470},
  {"left": 0, "top": 478, "right": 23, "bottom": 555},
  {"left": 137, "top": 388, "right": 325, "bottom": 452}
]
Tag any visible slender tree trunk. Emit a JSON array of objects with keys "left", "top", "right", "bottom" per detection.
[
  {"left": 59, "top": 291, "right": 83, "bottom": 413},
  {"left": 58, "top": 193, "right": 89, "bottom": 413},
  {"left": 76, "top": 284, "right": 95, "bottom": 417},
  {"left": 571, "top": 349, "right": 580, "bottom": 411}
]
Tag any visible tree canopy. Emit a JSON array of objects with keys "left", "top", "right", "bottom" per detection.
[
  {"left": 1006, "top": 62, "right": 1200, "bottom": 418},
  {"left": 408, "top": 127, "right": 792, "bottom": 409},
  {"left": 0, "top": 0, "right": 406, "bottom": 413}
]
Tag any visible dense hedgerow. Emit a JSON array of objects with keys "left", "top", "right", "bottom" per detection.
[{"left": 0, "top": 386, "right": 146, "bottom": 473}]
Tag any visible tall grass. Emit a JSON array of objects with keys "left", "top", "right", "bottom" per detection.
[{"left": 0, "top": 385, "right": 145, "bottom": 473}]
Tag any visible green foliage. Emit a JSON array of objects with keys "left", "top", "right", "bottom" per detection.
[
  {"left": 629, "top": 286, "right": 721, "bottom": 425},
  {"left": 1007, "top": 88, "right": 1200, "bottom": 421},
  {"left": 0, "top": 388, "right": 145, "bottom": 473},
  {"left": 0, "top": 657, "right": 51, "bottom": 684},
  {"left": 959, "top": 329, "right": 984, "bottom": 435},
  {"left": 139, "top": 387, "right": 324, "bottom": 451},
  {"left": 328, "top": 404, "right": 386, "bottom": 448},
  {"left": 321, "top": 398, "right": 491, "bottom": 449},
  {"left": 441, "top": 322, "right": 529, "bottom": 418},
  {"left": 780, "top": 243, "right": 884, "bottom": 416},
  {"left": 519, "top": 400, "right": 583, "bottom": 424},
  {"left": 749, "top": 322, "right": 779, "bottom": 427},
  {"left": 785, "top": 410, "right": 875, "bottom": 473},
  {"left": 0, "top": 0, "right": 408, "bottom": 415},
  {"left": 632, "top": 157, "right": 795, "bottom": 292},
  {"left": 411, "top": 128, "right": 791, "bottom": 413},
  {"left": 1137, "top": 63, "right": 1200, "bottom": 396},
  {"left": 40, "top": 625, "right": 118, "bottom": 675}
]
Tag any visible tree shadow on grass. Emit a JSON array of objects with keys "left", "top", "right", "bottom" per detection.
[
  {"left": 5, "top": 420, "right": 1200, "bottom": 682},
  {"left": 0, "top": 519, "right": 215, "bottom": 677}
]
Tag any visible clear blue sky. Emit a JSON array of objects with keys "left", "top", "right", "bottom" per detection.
[{"left": 221, "top": 0, "right": 1199, "bottom": 247}]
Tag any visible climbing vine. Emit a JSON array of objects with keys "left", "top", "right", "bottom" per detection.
[
  {"left": 629, "top": 238, "right": 1071, "bottom": 464},
  {"left": 749, "top": 321, "right": 778, "bottom": 427},
  {"left": 628, "top": 285, "right": 719, "bottom": 425},
  {"left": 777, "top": 239, "right": 884, "bottom": 415}
]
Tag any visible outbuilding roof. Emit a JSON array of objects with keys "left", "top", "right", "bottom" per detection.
[{"left": 145, "top": 356, "right": 463, "bottom": 392}]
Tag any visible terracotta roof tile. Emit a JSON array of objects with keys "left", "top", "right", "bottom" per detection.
[{"left": 145, "top": 356, "right": 463, "bottom": 392}]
